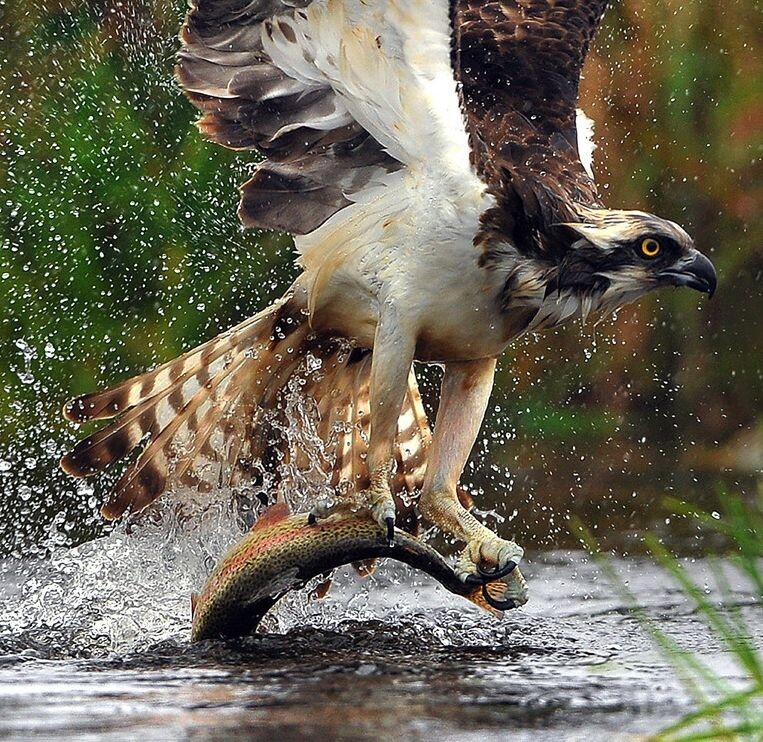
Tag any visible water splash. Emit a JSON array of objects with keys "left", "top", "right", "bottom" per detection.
[
  {"left": 0, "top": 497, "right": 247, "bottom": 657},
  {"left": 0, "top": 363, "right": 424, "bottom": 657},
  {"left": 0, "top": 495, "right": 502, "bottom": 658}
]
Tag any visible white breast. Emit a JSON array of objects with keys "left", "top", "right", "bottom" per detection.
[{"left": 282, "top": 0, "right": 497, "bottom": 350}]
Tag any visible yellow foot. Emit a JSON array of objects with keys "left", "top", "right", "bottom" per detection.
[
  {"left": 458, "top": 534, "right": 528, "bottom": 610},
  {"left": 367, "top": 483, "right": 396, "bottom": 546},
  {"left": 504, "top": 568, "right": 529, "bottom": 607},
  {"left": 307, "top": 482, "right": 396, "bottom": 546},
  {"left": 456, "top": 532, "right": 525, "bottom": 585}
]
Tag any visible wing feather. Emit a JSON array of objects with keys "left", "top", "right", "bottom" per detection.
[
  {"left": 452, "top": 0, "right": 609, "bottom": 229},
  {"left": 177, "top": 0, "right": 403, "bottom": 235},
  {"left": 177, "top": 0, "right": 478, "bottom": 237}
]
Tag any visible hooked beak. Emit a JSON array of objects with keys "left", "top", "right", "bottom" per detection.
[{"left": 659, "top": 250, "right": 717, "bottom": 298}]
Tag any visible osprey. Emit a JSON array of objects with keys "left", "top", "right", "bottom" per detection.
[{"left": 61, "top": 0, "right": 716, "bottom": 596}]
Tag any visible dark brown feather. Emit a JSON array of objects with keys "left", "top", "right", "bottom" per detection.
[
  {"left": 451, "top": 0, "right": 609, "bottom": 252},
  {"left": 176, "top": 0, "right": 400, "bottom": 235}
]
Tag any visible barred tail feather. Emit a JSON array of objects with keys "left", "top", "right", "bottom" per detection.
[
  {"left": 62, "top": 296, "right": 293, "bottom": 424},
  {"left": 62, "top": 293, "right": 433, "bottom": 524},
  {"left": 308, "top": 351, "right": 431, "bottom": 577},
  {"left": 61, "top": 295, "right": 310, "bottom": 519},
  {"left": 303, "top": 347, "right": 432, "bottom": 523},
  {"left": 102, "top": 348, "right": 252, "bottom": 518}
]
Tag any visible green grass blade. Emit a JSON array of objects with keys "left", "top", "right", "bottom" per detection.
[
  {"left": 654, "top": 684, "right": 762, "bottom": 739},
  {"left": 646, "top": 535, "right": 763, "bottom": 686}
]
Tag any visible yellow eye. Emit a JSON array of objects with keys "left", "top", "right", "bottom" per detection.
[{"left": 641, "top": 238, "right": 661, "bottom": 257}]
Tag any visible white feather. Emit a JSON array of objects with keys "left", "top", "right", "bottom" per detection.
[
  {"left": 576, "top": 108, "right": 597, "bottom": 180},
  {"left": 287, "top": 0, "right": 494, "bottom": 313},
  {"left": 264, "top": 0, "right": 475, "bottom": 181}
]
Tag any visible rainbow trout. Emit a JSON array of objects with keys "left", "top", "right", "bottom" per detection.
[{"left": 191, "top": 503, "right": 517, "bottom": 641}]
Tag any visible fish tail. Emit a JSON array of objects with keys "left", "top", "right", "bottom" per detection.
[{"left": 463, "top": 580, "right": 513, "bottom": 618}]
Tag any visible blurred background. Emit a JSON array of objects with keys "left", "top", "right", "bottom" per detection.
[{"left": 0, "top": 0, "right": 760, "bottom": 556}]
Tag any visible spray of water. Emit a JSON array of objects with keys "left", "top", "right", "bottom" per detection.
[{"left": 0, "top": 362, "right": 498, "bottom": 657}]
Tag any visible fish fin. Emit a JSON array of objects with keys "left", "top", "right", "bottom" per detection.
[
  {"left": 251, "top": 501, "right": 291, "bottom": 532},
  {"left": 464, "top": 580, "right": 509, "bottom": 618},
  {"left": 352, "top": 558, "right": 378, "bottom": 578},
  {"left": 310, "top": 576, "right": 333, "bottom": 601},
  {"left": 190, "top": 592, "right": 199, "bottom": 618}
]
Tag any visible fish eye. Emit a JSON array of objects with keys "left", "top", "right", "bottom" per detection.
[{"left": 641, "top": 238, "right": 661, "bottom": 258}]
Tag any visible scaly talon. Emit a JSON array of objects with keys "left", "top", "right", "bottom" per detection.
[
  {"left": 474, "top": 566, "right": 529, "bottom": 611},
  {"left": 456, "top": 533, "right": 524, "bottom": 584},
  {"left": 367, "top": 470, "right": 396, "bottom": 545},
  {"left": 308, "top": 475, "right": 397, "bottom": 545},
  {"left": 384, "top": 516, "right": 395, "bottom": 547},
  {"left": 463, "top": 561, "right": 517, "bottom": 586},
  {"left": 463, "top": 558, "right": 526, "bottom": 610},
  {"left": 503, "top": 567, "right": 530, "bottom": 607}
]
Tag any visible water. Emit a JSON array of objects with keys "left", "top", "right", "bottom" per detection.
[
  {"left": 1, "top": 2, "right": 760, "bottom": 736},
  {"left": 0, "top": 506, "right": 758, "bottom": 741}
]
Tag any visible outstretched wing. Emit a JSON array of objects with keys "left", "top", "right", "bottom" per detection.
[
  {"left": 452, "top": 0, "right": 609, "bottom": 224},
  {"left": 177, "top": 0, "right": 475, "bottom": 236}
]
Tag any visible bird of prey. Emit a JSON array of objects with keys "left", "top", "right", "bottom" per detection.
[{"left": 61, "top": 0, "right": 716, "bottom": 591}]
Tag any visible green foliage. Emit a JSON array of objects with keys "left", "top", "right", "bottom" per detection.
[{"left": 0, "top": 0, "right": 760, "bottom": 550}]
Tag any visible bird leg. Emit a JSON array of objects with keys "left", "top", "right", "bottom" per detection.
[
  {"left": 362, "top": 310, "right": 416, "bottom": 544},
  {"left": 310, "top": 308, "right": 415, "bottom": 546},
  {"left": 418, "top": 358, "right": 526, "bottom": 597}
]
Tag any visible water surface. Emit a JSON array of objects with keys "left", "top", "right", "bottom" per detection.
[{"left": 0, "top": 510, "right": 757, "bottom": 740}]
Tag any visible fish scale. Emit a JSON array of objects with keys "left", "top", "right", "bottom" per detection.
[{"left": 191, "top": 506, "right": 519, "bottom": 641}]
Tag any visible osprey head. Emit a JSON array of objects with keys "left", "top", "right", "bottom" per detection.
[{"left": 556, "top": 208, "right": 717, "bottom": 303}]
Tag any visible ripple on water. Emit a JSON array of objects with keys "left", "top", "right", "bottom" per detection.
[{"left": 0, "top": 504, "right": 759, "bottom": 741}]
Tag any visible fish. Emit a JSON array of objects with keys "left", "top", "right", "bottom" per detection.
[{"left": 191, "top": 503, "right": 521, "bottom": 641}]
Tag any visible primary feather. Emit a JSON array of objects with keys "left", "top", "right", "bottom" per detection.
[{"left": 63, "top": 0, "right": 714, "bottom": 539}]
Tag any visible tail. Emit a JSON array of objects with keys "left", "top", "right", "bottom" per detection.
[
  {"left": 463, "top": 580, "right": 515, "bottom": 619},
  {"left": 61, "top": 293, "right": 432, "bottom": 521}
]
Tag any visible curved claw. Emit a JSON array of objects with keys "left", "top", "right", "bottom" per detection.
[
  {"left": 481, "top": 584, "right": 517, "bottom": 611},
  {"left": 463, "top": 573, "right": 486, "bottom": 588},
  {"left": 385, "top": 517, "right": 395, "bottom": 547},
  {"left": 307, "top": 512, "right": 317, "bottom": 526},
  {"left": 462, "top": 560, "right": 518, "bottom": 587},
  {"left": 476, "top": 560, "right": 517, "bottom": 581}
]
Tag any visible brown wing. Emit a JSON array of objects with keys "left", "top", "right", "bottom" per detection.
[
  {"left": 177, "top": 0, "right": 402, "bottom": 235},
  {"left": 452, "top": 0, "right": 608, "bottom": 227}
]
